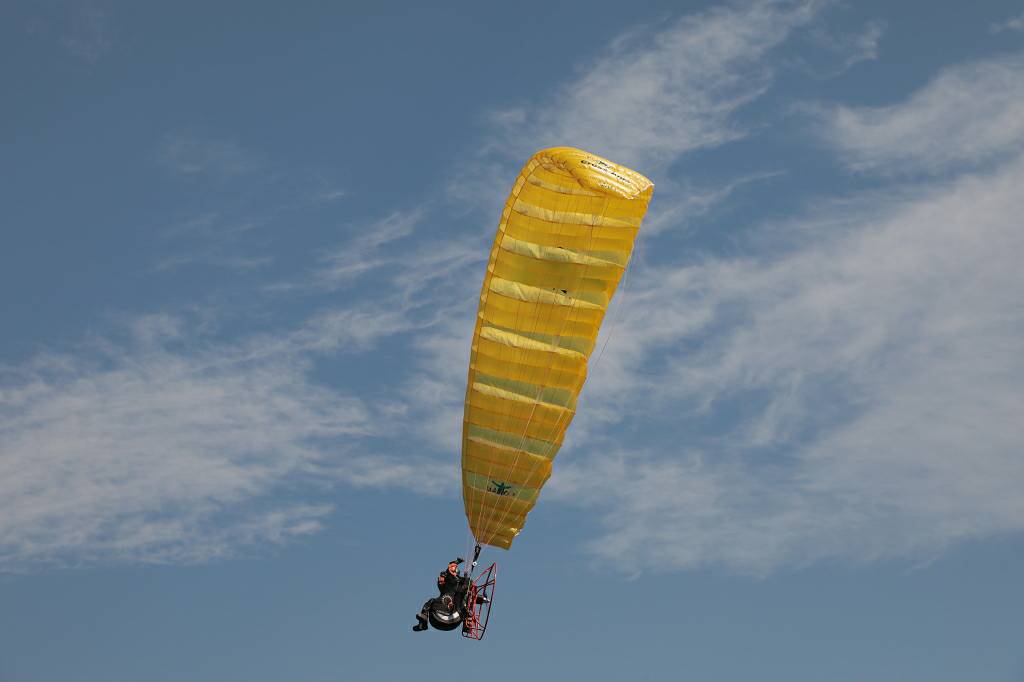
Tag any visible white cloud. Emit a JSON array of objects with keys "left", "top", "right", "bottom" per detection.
[
  {"left": 312, "top": 188, "right": 347, "bottom": 203},
  {"left": 266, "top": 207, "right": 488, "bottom": 308},
  {"left": 990, "top": 12, "right": 1024, "bottom": 33},
  {"left": 309, "top": 210, "right": 426, "bottom": 290},
  {"left": 503, "top": 0, "right": 823, "bottom": 170},
  {"left": 0, "top": 313, "right": 446, "bottom": 571},
  {"left": 289, "top": 306, "right": 427, "bottom": 354},
  {"left": 641, "top": 171, "right": 785, "bottom": 237},
  {"left": 552, "top": 152, "right": 1024, "bottom": 574},
  {"left": 156, "top": 211, "right": 271, "bottom": 273},
  {"left": 803, "top": 19, "right": 885, "bottom": 76},
  {"left": 399, "top": 315, "right": 475, "bottom": 454},
  {"left": 841, "top": 20, "right": 885, "bottom": 69},
  {"left": 0, "top": 183, "right": 477, "bottom": 571},
  {"left": 818, "top": 53, "right": 1024, "bottom": 173},
  {"left": 155, "top": 152, "right": 351, "bottom": 275},
  {"left": 159, "top": 133, "right": 263, "bottom": 178},
  {"left": 447, "top": 1, "right": 825, "bottom": 219}
]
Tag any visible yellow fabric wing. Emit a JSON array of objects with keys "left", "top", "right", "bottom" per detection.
[{"left": 461, "top": 147, "right": 654, "bottom": 549}]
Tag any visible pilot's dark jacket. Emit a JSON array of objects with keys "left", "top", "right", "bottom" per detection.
[{"left": 437, "top": 569, "right": 461, "bottom": 597}]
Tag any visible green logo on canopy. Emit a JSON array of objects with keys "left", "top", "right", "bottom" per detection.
[{"left": 488, "top": 481, "right": 514, "bottom": 496}]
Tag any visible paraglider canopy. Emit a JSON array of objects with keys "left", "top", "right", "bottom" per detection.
[{"left": 460, "top": 147, "right": 654, "bottom": 549}]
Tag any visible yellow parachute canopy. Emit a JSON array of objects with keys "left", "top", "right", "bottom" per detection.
[{"left": 461, "top": 147, "right": 654, "bottom": 549}]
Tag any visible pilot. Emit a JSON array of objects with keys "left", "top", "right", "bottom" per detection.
[{"left": 413, "top": 558, "right": 463, "bottom": 632}]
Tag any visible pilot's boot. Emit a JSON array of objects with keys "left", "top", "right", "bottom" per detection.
[{"left": 413, "top": 611, "right": 428, "bottom": 631}]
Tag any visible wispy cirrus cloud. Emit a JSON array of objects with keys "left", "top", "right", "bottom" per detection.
[
  {"left": 488, "top": 0, "right": 824, "bottom": 170},
  {"left": 266, "top": 207, "right": 485, "bottom": 345},
  {"left": 306, "top": 209, "right": 427, "bottom": 291},
  {"left": 815, "top": 53, "right": 1024, "bottom": 174},
  {"left": 314, "top": 216, "right": 495, "bottom": 459},
  {"left": 550, "top": 156, "right": 1024, "bottom": 573},
  {"left": 155, "top": 138, "right": 349, "bottom": 274},
  {"left": 159, "top": 133, "right": 264, "bottom": 178},
  {"left": 0, "top": 162, "right": 487, "bottom": 571},
  {"left": 447, "top": 0, "right": 827, "bottom": 243},
  {"left": 545, "top": 52, "right": 1024, "bottom": 573},
  {"left": 0, "top": 311, "right": 449, "bottom": 572},
  {"left": 641, "top": 170, "right": 786, "bottom": 237},
  {"left": 990, "top": 12, "right": 1024, "bottom": 34},
  {"left": 802, "top": 19, "right": 885, "bottom": 77},
  {"left": 156, "top": 212, "right": 272, "bottom": 275}
]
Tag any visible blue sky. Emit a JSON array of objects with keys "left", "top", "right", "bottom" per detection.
[{"left": 2, "top": 1, "right": 1024, "bottom": 680}]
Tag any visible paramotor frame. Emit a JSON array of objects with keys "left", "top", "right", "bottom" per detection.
[{"left": 462, "top": 562, "right": 497, "bottom": 641}]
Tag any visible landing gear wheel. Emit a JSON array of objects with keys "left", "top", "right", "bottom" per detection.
[{"left": 428, "top": 599, "right": 464, "bottom": 631}]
